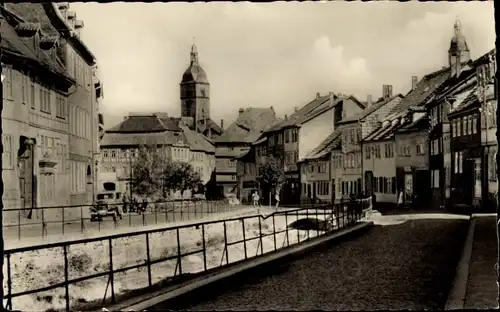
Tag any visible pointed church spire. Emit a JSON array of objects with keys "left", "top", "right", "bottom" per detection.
[{"left": 190, "top": 40, "right": 198, "bottom": 66}]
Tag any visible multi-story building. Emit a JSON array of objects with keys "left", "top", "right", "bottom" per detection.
[
  {"left": 1, "top": 3, "right": 100, "bottom": 222},
  {"left": 99, "top": 113, "right": 216, "bottom": 198},
  {"left": 215, "top": 107, "right": 277, "bottom": 196},
  {"left": 448, "top": 48, "right": 497, "bottom": 212},
  {"left": 335, "top": 87, "right": 403, "bottom": 197},
  {"left": 265, "top": 92, "right": 365, "bottom": 205},
  {"left": 299, "top": 129, "right": 342, "bottom": 204},
  {"left": 426, "top": 20, "right": 477, "bottom": 209},
  {"left": 394, "top": 108, "right": 429, "bottom": 208}
]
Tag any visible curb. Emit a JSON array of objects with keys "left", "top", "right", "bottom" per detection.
[
  {"left": 115, "top": 222, "right": 374, "bottom": 312},
  {"left": 444, "top": 217, "right": 476, "bottom": 310}
]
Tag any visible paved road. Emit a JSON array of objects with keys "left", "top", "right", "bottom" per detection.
[
  {"left": 166, "top": 216, "right": 468, "bottom": 311},
  {"left": 3, "top": 203, "right": 250, "bottom": 241}
]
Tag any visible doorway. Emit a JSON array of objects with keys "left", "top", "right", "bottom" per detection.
[{"left": 404, "top": 173, "right": 413, "bottom": 203}]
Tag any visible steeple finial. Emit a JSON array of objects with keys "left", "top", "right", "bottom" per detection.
[
  {"left": 454, "top": 16, "right": 462, "bottom": 35},
  {"left": 190, "top": 37, "right": 198, "bottom": 65}
]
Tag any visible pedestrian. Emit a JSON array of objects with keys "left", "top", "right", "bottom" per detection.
[
  {"left": 275, "top": 191, "right": 280, "bottom": 209},
  {"left": 252, "top": 191, "right": 259, "bottom": 207},
  {"left": 398, "top": 189, "right": 404, "bottom": 208}
]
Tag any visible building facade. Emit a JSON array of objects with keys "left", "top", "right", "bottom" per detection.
[
  {"left": 215, "top": 107, "right": 278, "bottom": 196},
  {"left": 1, "top": 3, "right": 100, "bottom": 223}
]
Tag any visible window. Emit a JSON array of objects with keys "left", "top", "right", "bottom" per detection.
[
  {"left": 21, "top": 74, "right": 27, "bottom": 104},
  {"left": 2, "top": 66, "right": 13, "bottom": 99},
  {"left": 467, "top": 115, "right": 472, "bottom": 135},
  {"left": 2, "top": 135, "right": 13, "bottom": 169},
  {"left": 111, "top": 151, "right": 116, "bottom": 158},
  {"left": 472, "top": 114, "right": 478, "bottom": 134},
  {"left": 431, "top": 169, "right": 440, "bottom": 188},
  {"left": 384, "top": 143, "right": 393, "bottom": 158},
  {"left": 375, "top": 145, "right": 381, "bottom": 158},
  {"left": 461, "top": 117, "right": 466, "bottom": 136},
  {"left": 318, "top": 181, "right": 330, "bottom": 195},
  {"left": 489, "top": 149, "right": 497, "bottom": 182},
  {"left": 416, "top": 143, "right": 425, "bottom": 156},
  {"left": 365, "top": 146, "right": 371, "bottom": 159},
  {"left": 285, "top": 130, "right": 290, "bottom": 143}
]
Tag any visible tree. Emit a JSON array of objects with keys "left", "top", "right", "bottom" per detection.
[
  {"left": 131, "top": 144, "right": 168, "bottom": 199},
  {"left": 164, "top": 162, "right": 202, "bottom": 195},
  {"left": 259, "top": 156, "right": 285, "bottom": 188},
  {"left": 259, "top": 156, "right": 285, "bottom": 205}
]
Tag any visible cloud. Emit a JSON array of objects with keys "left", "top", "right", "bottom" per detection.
[{"left": 70, "top": 2, "right": 495, "bottom": 128}]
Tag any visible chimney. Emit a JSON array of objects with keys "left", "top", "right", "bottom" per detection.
[
  {"left": 66, "top": 11, "right": 76, "bottom": 29},
  {"left": 367, "top": 95, "right": 372, "bottom": 107},
  {"left": 285, "top": 114, "right": 288, "bottom": 120},
  {"left": 382, "top": 84, "right": 393, "bottom": 99},
  {"left": 220, "top": 119, "right": 224, "bottom": 130},
  {"left": 411, "top": 76, "right": 418, "bottom": 91},
  {"left": 239, "top": 108, "right": 244, "bottom": 115},
  {"left": 316, "top": 92, "right": 320, "bottom": 99},
  {"left": 74, "top": 20, "right": 84, "bottom": 37},
  {"left": 329, "top": 92, "right": 335, "bottom": 105}
]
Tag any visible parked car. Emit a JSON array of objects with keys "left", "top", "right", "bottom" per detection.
[
  {"left": 224, "top": 193, "right": 240, "bottom": 206},
  {"left": 192, "top": 193, "right": 206, "bottom": 201},
  {"left": 91, "top": 192, "right": 123, "bottom": 221}
]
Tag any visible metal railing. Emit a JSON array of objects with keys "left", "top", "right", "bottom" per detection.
[
  {"left": 3, "top": 197, "right": 372, "bottom": 312},
  {"left": 3, "top": 200, "right": 235, "bottom": 240}
]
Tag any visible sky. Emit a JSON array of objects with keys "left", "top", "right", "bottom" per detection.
[{"left": 70, "top": 1, "right": 496, "bottom": 130}]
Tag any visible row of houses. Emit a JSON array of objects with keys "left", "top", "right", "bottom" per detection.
[
  {"left": 1, "top": 3, "right": 104, "bottom": 221},
  {"left": 235, "top": 21, "right": 497, "bottom": 212}
]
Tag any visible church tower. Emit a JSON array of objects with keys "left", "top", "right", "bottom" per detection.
[
  {"left": 180, "top": 44, "right": 210, "bottom": 132},
  {"left": 448, "top": 19, "right": 471, "bottom": 78}
]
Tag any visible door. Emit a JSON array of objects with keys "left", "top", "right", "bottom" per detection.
[
  {"left": 415, "top": 170, "right": 429, "bottom": 208},
  {"left": 463, "top": 158, "right": 475, "bottom": 205},
  {"left": 307, "top": 184, "right": 311, "bottom": 199},
  {"left": 365, "top": 171, "right": 373, "bottom": 195},
  {"left": 404, "top": 174, "right": 413, "bottom": 203},
  {"left": 473, "top": 158, "right": 482, "bottom": 201},
  {"left": 331, "top": 178, "right": 336, "bottom": 202},
  {"left": 313, "top": 182, "right": 317, "bottom": 199},
  {"left": 19, "top": 143, "right": 35, "bottom": 218}
]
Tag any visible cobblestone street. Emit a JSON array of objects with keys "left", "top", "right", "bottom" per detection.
[{"left": 171, "top": 217, "right": 469, "bottom": 311}]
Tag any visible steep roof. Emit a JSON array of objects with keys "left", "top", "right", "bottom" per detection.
[
  {"left": 395, "top": 114, "right": 428, "bottom": 134},
  {"left": 216, "top": 107, "right": 278, "bottom": 144},
  {"left": 338, "top": 94, "right": 404, "bottom": 124},
  {"left": 303, "top": 128, "right": 342, "bottom": 160},
  {"left": 363, "top": 110, "right": 408, "bottom": 142},
  {"left": 6, "top": 3, "right": 96, "bottom": 64},
  {"left": 265, "top": 95, "right": 330, "bottom": 132},
  {"left": 0, "top": 5, "right": 72, "bottom": 82},
  {"left": 100, "top": 131, "right": 185, "bottom": 147},
  {"left": 385, "top": 67, "right": 452, "bottom": 119},
  {"left": 106, "top": 114, "right": 181, "bottom": 133},
  {"left": 178, "top": 125, "right": 215, "bottom": 153},
  {"left": 448, "top": 87, "right": 480, "bottom": 118}
]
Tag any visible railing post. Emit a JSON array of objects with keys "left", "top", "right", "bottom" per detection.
[
  {"left": 241, "top": 219, "right": 247, "bottom": 260},
  {"left": 176, "top": 228, "right": 183, "bottom": 275},
  {"left": 202, "top": 224, "right": 207, "bottom": 272},
  {"left": 80, "top": 205, "right": 84, "bottom": 234},
  {"left": 172, "top": 201, "right": 176, "bottom": 222},
  {"left": 180, "top": 201, "right": 184, "bottom": 221},
  {"left": 306, "top": 208, "right": 310, "bottom": 240},
  {"left": 258, "top": 217, "right": 263, "bottom": 255},
  {"left": 154, "top": 203, "right": 158, "bottom": 225},
  {"left": 63, "top": 245, "right": 70, "bottom": 311},
  {"left": 128, "top": 207, "right": 132, "bottom": 228},
  {"left": 296, "top": 210, "right": 300, "bottom": 243},
  {"left": 272, "top": 214, "right": 277, "bottom": 251},
  {"left": 6, "top": 253, "right": 12, "bottom": 310},
  {"left": 315, "top": 207, "right": 319, "bottom": 237},
  {"left": 223, "top": 221, "right": 229, "bottom": 265},
  {"left": 18, "top": 209, "right": 21, "bottom": 240},
  {"left": 285, "top": 212, "right": 289, "bottom": 247},
  {"left": 62, "top": 206, "right": 65, "bottom": 236},
  {"left": 109, "top": 238, "right": 115, "bottom": 303},
  {"left": 146, "top": 233, "right": 152, "bottom": 287},
  {"left": 142, "top": 210, "right": 146, "bottom": 226}
]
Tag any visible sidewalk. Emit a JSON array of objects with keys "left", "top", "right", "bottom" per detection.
[
  {"left": 446, "top": 215, "right": 498, "bottom": 310},
  {"left": 5, "top": 205, "right": 267, "bottom": 250}
]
